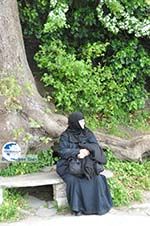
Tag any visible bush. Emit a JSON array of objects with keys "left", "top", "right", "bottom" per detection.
[
  {"left": 35, "top": 37, "right": 150, "bottom": 121},
  {"left": 0, "top": 149, "right": 57, "bottom": 177},
  {"left": 0, "top": 189, "right": 26, "bottom": 222},
  {"left": 106, "top": 150, "right": 150, "bottom": 206}
]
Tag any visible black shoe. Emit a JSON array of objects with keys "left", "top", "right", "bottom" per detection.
[{"left": 72, "top": 211, "right": 82, "bottom": 216}]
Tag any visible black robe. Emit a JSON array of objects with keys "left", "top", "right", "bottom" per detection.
[{"left": 56, "top": 127, "right": 113, "bottom": 215}]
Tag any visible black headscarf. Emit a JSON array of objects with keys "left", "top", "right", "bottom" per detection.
[
  {"left": 68, "top": 112, "right": 84, "bottom": 130},
  {"left": 67, "top": 111, "right": 91, "bottom": 141}
]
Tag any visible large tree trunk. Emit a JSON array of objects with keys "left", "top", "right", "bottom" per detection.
[
  {"left": 0, "top": 0, "right": 67, "bottom": 158},
  {"left": 0, "top": 0, "right": 149, "bottom": 165},
  {"left": 95, "top": 132, "right": 150, "bottom": 161}
]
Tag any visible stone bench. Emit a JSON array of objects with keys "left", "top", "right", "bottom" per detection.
[{"left": 0, "top": 167, "right": 113, "bottom": 207}]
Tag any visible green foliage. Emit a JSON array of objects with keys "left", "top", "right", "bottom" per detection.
[
  {"left": 0, "top": 76, "right": 22, "bottom": 110},
  {"left": 97, "top": 0, "right": 150, "bottom": 37},
  {"left": 81, "top": 41, "right": 109, "bottom": 64},
  {"left": 43, "top": 1, "right": 69, "bottom": 33},
  {"left": 86, "top": 108, "right": 150, "bottom": 138},
  {"left": 29, "top": 118, "right": 43, "bottom": 128},
  {"left": 106, "top": 150, "right": 150, "bottom": 206},
  {"left": 0, "top": 149, "right": 57, "bottom": 177},
  {"left": 18, "top": 0, "right": 50, "bottom": 39},
  {"left": 108, "top": 38, "right": 150, "bottom": 114},
  {"left": 35, "top": 40, "right": 103, "bottom": 113},
  {"left": 128, "top": 110, "right": 150, "bottom": 131},
  {"left": 18, "top": 0, "right": 150, "bottom": 124},
  {"left": 0, "top": 189, "right": 26, "bottom": 222},
  {"left": 108, "top": 178, "right": 130, "bottom": 206},
  {"left": 0, "top": 76, "right": 21, "bottom": 97},
  {"left": 35, "top": 36, "right": 149, "bottom": 120}
]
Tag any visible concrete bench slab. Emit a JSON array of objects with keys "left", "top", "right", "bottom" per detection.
[
  {"left": 0, "top": 171, "right": 63, "bottom": 187},
  {"left": 0, "top": 170, "right": 67, "bottom": 207}
]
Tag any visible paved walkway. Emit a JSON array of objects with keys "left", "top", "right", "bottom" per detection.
[
  {"left": 0, "top": 210, "right": 150, "bottom": 226},
  {"left": 0, "top": 191, "right": 150, "bottom": 226}
]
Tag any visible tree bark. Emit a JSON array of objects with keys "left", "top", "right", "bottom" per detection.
[
  {"left": 0, "top": 0, "right": 67, "bottom": 157},
  {"left": 0, "top": 0, "right": 149, "bottom": 165},
  {"left": 95, "top": 132, "right": 150, "bottom": 161}
]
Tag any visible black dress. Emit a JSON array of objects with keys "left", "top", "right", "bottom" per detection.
[{"left": 56, "top": 126, "right": 113, "bottom": 215}]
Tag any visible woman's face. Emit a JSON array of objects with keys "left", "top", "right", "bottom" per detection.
[{"left": 78, "top": 119, "right": 85, "bottom": 129}]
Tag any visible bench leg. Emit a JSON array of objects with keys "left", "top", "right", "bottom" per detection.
[
  {"left": 0, "top": 187, "right": 3, "bottom": 205},
  {"left": 53, "top": 183, "right": 68, "bottom": 207}
]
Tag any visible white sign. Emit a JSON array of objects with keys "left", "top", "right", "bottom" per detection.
[{"left": 2, "top": 141, "right": 21, "bottom": 162}]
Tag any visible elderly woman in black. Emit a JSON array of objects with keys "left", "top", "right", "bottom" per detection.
[{"left": 56, "top": 112, "right": 112, "bottom": 216}]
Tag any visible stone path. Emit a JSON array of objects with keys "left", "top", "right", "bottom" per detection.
[
  {"left": 19, "top": 191, "right": 150, "bottom": 218},
  {"left": 0, "top": 191, "right": 150, "bottom": 226},
  {"left": 24, "top": 195, "right": 57, "bottom": 217}
]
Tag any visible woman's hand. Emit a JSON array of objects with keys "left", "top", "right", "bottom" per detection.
[{"left": 77, "top": 149, "right": 90, "bottom": 159}]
